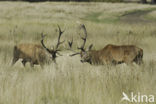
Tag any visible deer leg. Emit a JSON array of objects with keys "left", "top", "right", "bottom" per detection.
[
  {"left": 11, "top": 57, "right": 19, "bottom": 65},
  {"left": 112, "top": 60, "right": 118, "bottom": 65},
  {"left": 125, "top": 60, "right": 133, "bottom": 66},
  {"left": 38, "top": 59, "right": 44, "bottom": 69},
  {"left": 30, "top": 63, "right": 34, "bottom": 67},
  {"left": 40, "top": 64, "right": 44, "bottom": 69},
  {"left": 124, "top": 58, "right": 133, "bottom": 66},
  {"left": 123, "top": 54, "right": 135, "bottom": 65},
  {"left": 139, "top": 59, "right": 143, "bottom": 65},
  {"left": 22, "top": 59, "right": 27, "bottom": 67},
  {"left": 134, "top": 58, "right": 143, "bottom": 65},
  {"left": 39, "top": 61, "right": 44, "bottom": 69},
  {"left": 133, "top": 54, "right": 143, "bottom": 65},
  {"left": 30, "top": 61, "right": 34, "bottom": 67},
  {"left": 53, "top": 60, "right": 59, "bottom": 70}
]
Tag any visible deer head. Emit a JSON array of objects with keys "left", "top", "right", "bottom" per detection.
[{"left": 70, "top": 24, "right": 93, "bottom": 63}]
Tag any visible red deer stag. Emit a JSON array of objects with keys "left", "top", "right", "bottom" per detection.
[
  {"left": 70, "top": 24, "right": 143, "bottom": 65},
  {"left": 12, "top": 25, "right": 65, "bottom": 67}
]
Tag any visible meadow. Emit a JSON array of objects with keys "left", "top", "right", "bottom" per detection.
[{"left": 0, "top": 1, "right": 156, "bottom": 104}]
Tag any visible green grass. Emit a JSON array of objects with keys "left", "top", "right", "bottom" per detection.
[
  {"left": 83, "top": 12, "right": 119, "bottom": 23},
  {"left": 0, "top": 1, "right": 156, "bottom": 104}
]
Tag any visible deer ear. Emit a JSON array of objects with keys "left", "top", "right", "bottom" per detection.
[{"left": 88, "top": 44, "right": 93, "bottom": 51}]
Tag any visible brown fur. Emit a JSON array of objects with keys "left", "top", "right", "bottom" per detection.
[
  {"left": 81, "top": 44, "right": 143, "bottom": 65},
  {"left": 12, "top": 43, "right": 51, "bottom": 67}
]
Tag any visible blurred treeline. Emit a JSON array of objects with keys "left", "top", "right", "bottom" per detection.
[
  {"left": 0, "top": 0, "right": 155, "bottom": 4},
  {"left": 0, "top": 0, "right": 123, "bottom": 2}
]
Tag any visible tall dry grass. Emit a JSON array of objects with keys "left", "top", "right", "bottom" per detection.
[{"left": 0, "top": 1, "right": 156, "bottom": 104}]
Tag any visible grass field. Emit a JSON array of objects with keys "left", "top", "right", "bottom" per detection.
[{"left": 0, "top": 1, "right": 156, "bottom": 104}]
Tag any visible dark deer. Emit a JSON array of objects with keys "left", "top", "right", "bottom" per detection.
[
  {"left": 70, "top": 24, "right": 143, "bottom": 65},
  {"left": 12, "top": 25, "right": 65, "bottom": 67}
]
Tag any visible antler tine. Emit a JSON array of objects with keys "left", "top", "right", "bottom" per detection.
[
  {"left": 55, "top": 25, "right": 65, "bottom": 50},
  {"left": 78, "top": 24, "right": 87, "bottom": 51},
  {"left": 68, "top": 36, "right": 73, "bottom": 49},
  {"left": 70, "top": 52, "right": 80, "bottom": 57},
  {"left": 41, "top": 33, "right": 51, "bottom": 53},
  {"left": 67, "top": 37, "right": 81, "bottom": 56}
]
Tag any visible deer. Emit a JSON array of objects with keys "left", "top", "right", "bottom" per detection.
[
  {"left": 70, "top": 24, "right": 143, "bottom": 65},
  {"left": 11, "top": 25, "right": 65, "bottom": 67}
]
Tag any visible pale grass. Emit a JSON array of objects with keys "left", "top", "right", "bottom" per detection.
[
  {"left": 0, "top": 1, "right": 156, "bottom": 104},
  {"left": 146, "top": 10, "right": 156, "bottom": 20}
]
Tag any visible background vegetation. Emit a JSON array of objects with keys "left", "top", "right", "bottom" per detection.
[
  {"left": 0, "top": 0, "right": 124, "bottom": 2},
  {"left": 0, "top": 0, "right": 155, "bottom": 4},
  {"left": 0, "top": 2, "right": 156, "bottom": 104}
]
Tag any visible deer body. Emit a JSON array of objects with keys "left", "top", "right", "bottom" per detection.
[
  {"left": 12, "top": 43, "right": 51, "bottom": 67},
  {"left": 81, "top": 44, "right": 143, "bottom": 65},
  {"left": 104, "top": 44, "right": 143, "bottom": 65}
]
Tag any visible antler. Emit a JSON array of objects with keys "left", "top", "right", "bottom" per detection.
[
  {"left": 55, "top": 25, "right": 65, "bottom": 50},
  {"left": 69, "top": 24, "right": 88, "bottom": 57},
  {"left": 40, "top": 25, "right": 65, "bottom": 60},
  {"left": 78, "top": 24, "right": 87, "bottom": 51},
  {"left": 41, "top": 33, "right": 52, "bottom": 53}
]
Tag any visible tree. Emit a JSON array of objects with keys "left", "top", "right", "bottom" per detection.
[
  {"left": 151, "top": 0, "right": 156, "bottom": 4},
  {"left": 141, "top": 0, "right": 147, "bottom": 3}
]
